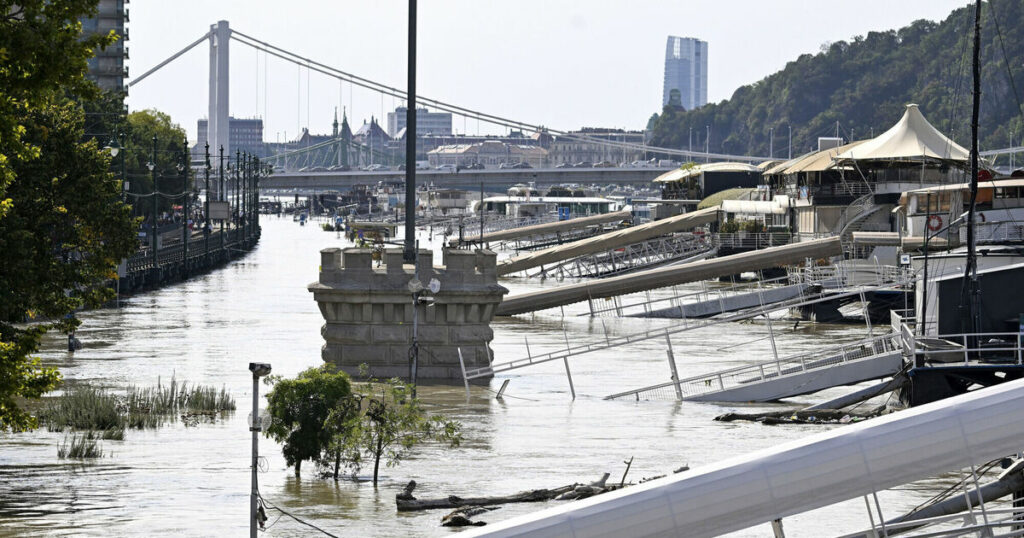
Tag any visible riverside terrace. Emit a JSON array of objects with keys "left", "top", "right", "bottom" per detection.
[{"left": 259, "top": 166, "right": 678, "bottom": 192}]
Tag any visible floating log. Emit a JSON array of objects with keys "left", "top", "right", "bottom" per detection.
[
  {"left": 714, "top": 407, "right": 886, "bottom": 425},
  {"left": 396, "top": 480, "right": 576, "bottom": 512}
]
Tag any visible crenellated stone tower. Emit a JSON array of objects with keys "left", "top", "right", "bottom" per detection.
[{"left": 309, "top": 247, "right": 507, "bottom": 381}]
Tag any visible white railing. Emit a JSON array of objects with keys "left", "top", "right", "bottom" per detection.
[
  {"left": 972, "top": 220, "right": 1024, "bottom": 244},
  {"left": 908, "top": 331, "right": 1024, "bottom": 366},
  {"left": 605, "top": 332, "right": 900, "bottom": 401}
]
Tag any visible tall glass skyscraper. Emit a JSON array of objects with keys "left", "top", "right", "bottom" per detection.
[{"left": 663, "top": 36, "right": 708, "bottom": 110}]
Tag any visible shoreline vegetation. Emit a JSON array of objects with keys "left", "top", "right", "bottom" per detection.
[{"left": 40, "top": 378, "right": 235, "bottom": 458}]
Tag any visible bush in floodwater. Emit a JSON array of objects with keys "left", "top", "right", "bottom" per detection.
[
  {"left": 126, "top": 377, "right": 236, "bottom": 416},
  {"left": 41, "top": 378, "right": 235, "bottom": 433},
  {"left": 57, "top": 433, "right": 104, "bottom": 459},
  {"left": 41, "top": 386, "right": 123, "bottom": 432}
]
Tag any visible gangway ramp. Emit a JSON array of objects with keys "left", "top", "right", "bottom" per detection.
[
  {"left": 465, "top": 276, "right": 910, "bottom": 381},
  {"left": 495, "top": 236, "right": 842, "bottom": 316},
  {"left": 605, "top": 332, "right": 904, "bottom": 402},
  {"left": 535, "top": 234, "right": 716, "bottom": 279},
  {"left": 496, "top": 206, "right": 719, "bottom": 276}
]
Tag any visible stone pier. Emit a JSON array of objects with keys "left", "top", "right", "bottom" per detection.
[{"left": 309, "top": 247, "right": 508, "bottom": 382}]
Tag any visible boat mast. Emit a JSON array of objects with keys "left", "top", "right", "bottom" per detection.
[{"left": 962, "top": 0, "right": 982, "bottom": 337}]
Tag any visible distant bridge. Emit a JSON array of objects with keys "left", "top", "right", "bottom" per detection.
[{"left": 258, "top": 166, "right": 676, "bottom": 192}]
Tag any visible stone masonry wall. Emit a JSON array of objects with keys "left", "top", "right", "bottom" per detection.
[{"left": 309, "top": 247, "right": 508, "bottom": 382}]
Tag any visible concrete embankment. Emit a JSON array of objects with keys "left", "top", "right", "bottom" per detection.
[{"left": 495, "top": 236, "right": 843, "bottom": 316}]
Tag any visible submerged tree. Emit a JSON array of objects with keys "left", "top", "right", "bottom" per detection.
[
  {"left": 263, "top": 365, "right": 353, "bottom": 476},
  {"left": 330, "top": 377, "right": 462, "bottom": 486}
]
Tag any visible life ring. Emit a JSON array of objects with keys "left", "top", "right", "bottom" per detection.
[
  {"left": 979, "top": 212, "right": 986, "bottom": 223},
  {"left": 927, "top": 214, "right": 942, "bottom": 232}
]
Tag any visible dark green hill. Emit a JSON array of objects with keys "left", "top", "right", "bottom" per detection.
[{"left": 649, "top": 1, "right": 1024, "bottom": 159}]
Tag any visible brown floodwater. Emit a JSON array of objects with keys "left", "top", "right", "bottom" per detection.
[{"left": 0, "top": 216, "right": 995, "bottom": 537}]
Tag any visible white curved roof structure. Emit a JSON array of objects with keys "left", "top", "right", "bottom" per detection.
[
  {"left": 653, "top": 162, "right": 760, "bottom": 183},
  {"left": 835, "top": 104, "right": 969, "bottom": 163}
]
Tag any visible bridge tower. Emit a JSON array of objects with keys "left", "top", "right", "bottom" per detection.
[{"left": 208, "top": 20, "right": 230, "bottom": 156}]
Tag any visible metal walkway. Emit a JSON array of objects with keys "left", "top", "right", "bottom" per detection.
[
  {"left": 604, "top": 332, "right": 903, "bottom": 402},
  {"left": 532, "top": 234, "right": 716, "bottom": 279},
  {"left": 495, "top": 236, "right": 843, "bottom": 316},
  {"left": 465, "top": 275, "right": 912, "bottom": 381}
]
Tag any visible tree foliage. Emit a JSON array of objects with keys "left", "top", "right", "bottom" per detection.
[
  {"left": 0, "top": 0, "right": 137, "bottom": 432},
  {"left": 650, "top": 1, "right": 1024, "bottom": 160},
  {"left": 122, "top": 110, "right": 189, "bottom": 219},
  {"left": 328, "top": 377, "right": 462, "bottom": 486},
  {"left": 263, "top": 365, "right": 353, "bottom": 476}
]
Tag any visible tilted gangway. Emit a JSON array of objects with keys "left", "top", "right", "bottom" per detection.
[
  {"left": 464, "top": 270, "right": 913, "bottom": 383},
  {"left": 460, "top": 210, "right": 631, "bottom": 250},
  {"left": 604, "top": 331, "right": 904, "bottom": 402},
  {"left": 495, "top": 236, "right": 843, "bottom": 316},
  {"left": 496, "top": 206, "right": 720, "bottom": 276},
  {"left": 532, "top": 233, "right": 717, "bottom": 280}
]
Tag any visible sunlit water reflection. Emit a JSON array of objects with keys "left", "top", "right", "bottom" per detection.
[{"left": 0, "top": 216, "right": 993, "bottom": 536}]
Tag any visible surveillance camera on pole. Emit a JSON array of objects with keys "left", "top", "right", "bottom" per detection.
[{"left": 249, "top": 362, "right": 271, "bottom": 537}]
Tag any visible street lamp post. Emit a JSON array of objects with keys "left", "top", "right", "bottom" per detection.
[
  {"left": 204, "top": 142, "right": 211, "bottom": 265},
  {"left": 219, "top": 145, "right": 226, "bottom": 252},
  {"left": 148, "top": 136, "right": 158, "bottom": 270},
  {"left": 235, "top": 150, "right": 242, "bottom": 232},
  {"left": 181, "top": 137, "right": 189, "bottom": 274},
  {"left": 248, "top": 362, "right": 272, "bottom": 538}
]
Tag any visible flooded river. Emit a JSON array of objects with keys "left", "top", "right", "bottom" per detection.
[{"left": 0, "top": 217, "right": 981, "bottom": 536}]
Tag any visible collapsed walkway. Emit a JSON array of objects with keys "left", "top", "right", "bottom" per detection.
[
  {"left": 605, "top": 332, "right": 903, "bottom": 402},
  {"left": 495, "top": 236, "right": 843, "bottom": 316}
]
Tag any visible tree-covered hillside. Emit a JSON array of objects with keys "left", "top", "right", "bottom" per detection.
[{"left": 649, "top": 1, "right": 1024, "bottom": 159}]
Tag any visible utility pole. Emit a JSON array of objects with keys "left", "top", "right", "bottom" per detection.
[
  {"left": 182, "top": 136, "right": 190, "bottom": 275},
  {"left": 235, "top": 150, "right": 241, "bottom": 232},
  {"left": 204, "top": 142, "right": 211, "bottom": 265},
  {"left": 688, "top": 127, "right": 692, "bottom": 159},
  {"left": 705, "top": 125, "right": 709, "bottom": 163},
  {"left": 404, "top": 0, "right": 418, "bottom": 262},
  {"left": 219, "top": 145, "right": 225, "bottom": 252},
  {"left": 769, "top": 127, "right": 774, "bottom": 158},
  {"left": 150, "top": 136, "right": 158, "bottom": 271},
  {"left": 788, "top": 125, "right": 792, "bottom": 159}
]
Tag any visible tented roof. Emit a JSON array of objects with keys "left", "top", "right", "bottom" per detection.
[
  {"left": 835, "top": 104, "right": 969, "bottom": 163},
  {"left": 653, "top": 162, "right": 760, "bottom": 183},
  {"left": 763, "top": 154, "right": 809, "bottom": 176},
  {"left": 784, "top": 140, "right": 867, "bottom": 174}
]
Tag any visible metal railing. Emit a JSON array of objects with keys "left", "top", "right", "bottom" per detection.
[
  {"left": 713, "top": 232, "right": 793, "bottom": 250},
  {"left": 973, "top": 220, "right": 1024, "bottom": 244},
  {"left": 535, "top": 234, "right": 714, "bottom": 279},
  {"left": 605, "top": 332, "right": 900, "bottom": 401},
  {"left": 465, "top": 275, "right": 914, "bottom": 381},
  {"left": 583, "top": 262, "right": 909, "bottom": 319},
  {"left": 126, "top": 227, "right": 252, "bottom": 274},
  {"left": 909, "top": 331, "right": 1024, "bottom": 366}
]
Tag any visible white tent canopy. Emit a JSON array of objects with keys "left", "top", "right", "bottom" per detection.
[{"left": 835, "top": 104, "right": 969, "bottom": 163}]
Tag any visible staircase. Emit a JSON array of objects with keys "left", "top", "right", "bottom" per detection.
[{"left": 837, "top": 192, "right": 882, "bottom": 246}]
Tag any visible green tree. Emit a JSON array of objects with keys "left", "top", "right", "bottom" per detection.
[
  {"left": 0, "top": 0, "right": 136, "bottom": 432},
  {"left": 264, "top": 365, "right": 353, "bottom": 476},
  {"left": 331, "top": 377, "right": 461, "bottom": 486},
  {"left": 648, "top": 2, "right": 1024, "bottom": 158},
  {"left": 123, "top": 110, "right": 189, "bottom": 220}
]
